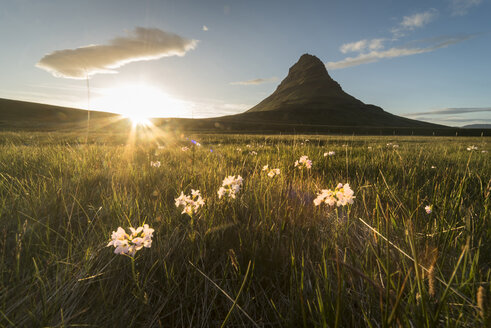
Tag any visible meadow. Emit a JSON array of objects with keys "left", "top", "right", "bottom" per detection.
[{"left": 0, "top": 130, "right": 489, "bottom": 327}]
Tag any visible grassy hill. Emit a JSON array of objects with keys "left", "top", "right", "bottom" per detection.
[{"left": 0, "top": 98, "right": 125, "bottom": 130}]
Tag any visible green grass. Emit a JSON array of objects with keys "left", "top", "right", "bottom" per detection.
[{"left": 0, "top": 131, "right": 489, "bottom": 327}]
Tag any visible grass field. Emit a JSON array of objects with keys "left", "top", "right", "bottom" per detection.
[{"left": 0, "top": 130, "right": 489, "bottom": 327}]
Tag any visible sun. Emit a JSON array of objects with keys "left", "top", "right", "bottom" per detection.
[
  {"left": 91, "top": 83, "right": 188, "bottom": 123},
  {"left": 124, "top": 113, "right": 152, "bottom": 127}
]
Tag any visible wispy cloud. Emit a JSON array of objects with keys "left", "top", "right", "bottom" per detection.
[
  {"left": 404, "top": 107, "right": 491, "bottom": 117},
  {"left": 391, "top": 9, "right": 438, "bottom": 37},
  {"left": 327, "top": 35, "right": 472, "bottom": 69},
  {"left": 36, "top": 27, "right": 198, "bottom": 79},
  {"left": 400, "top": 9, "right": 438, "bottom": 30},
  {"left": 340, "top": 39, "right": 384, "bottom": 54},
  {"left": 329, "top": 8, "right": 455, "bottom": 69},
  {"left": 449, "top": 0, "right": 482, "bottom": 16},
  {"left": 230, "top": 77, "right": 278, "bottom": 85}
]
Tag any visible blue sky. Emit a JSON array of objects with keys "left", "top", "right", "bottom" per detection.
[{"left": 0, "top": 0, "right": 490, "bottom": 126}]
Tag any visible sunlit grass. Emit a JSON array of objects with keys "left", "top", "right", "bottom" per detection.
[{"left": 0, "top": 132, "right": 489, "bottom": 326}]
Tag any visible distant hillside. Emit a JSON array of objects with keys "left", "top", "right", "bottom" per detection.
[{"left": 0, "top": 98, "right": 126, "bottom": 130}]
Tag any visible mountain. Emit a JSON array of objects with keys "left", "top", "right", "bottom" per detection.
[
  {"left": 216, "top": 54, "right": 445, "bottom": 128},
  {"left": 247, "top": 54, "right": 369, "bottom": 113}
]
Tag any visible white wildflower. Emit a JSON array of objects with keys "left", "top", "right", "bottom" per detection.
[
  {"left": 107, "top": 224, "right": 154, "bottom": 256},
  {"left": 175, "top": 190, "right": 205, "bottom": 216},
  {"left": 467, "top": 145, "right": 478, "bottom": 151},
  {"left": 425, "top": 205, "right": 433, "bottom": 214},
  {"left": 295, "top": 155, "right": 312, "bottom": 169},
  {"left": 150, "top": 161, "right": 161, "bottom": 168},
  {"left": 324, "top": 151, "right": 335, "bottom": 157},
  {"left": 218, "top": 175, "right": 243, "bottom": 199},
  {"left": 314, "top": 183, "right": 355, "bottom": 207},
  {"left": 266, "top": 168, "right": 280, "bottom": 178}
]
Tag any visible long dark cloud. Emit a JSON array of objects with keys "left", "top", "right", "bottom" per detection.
[
  {"left": 410, "top": 116, "right": 491, "bottom": 126},
  {"left": 404, "top": 107, "right": 491, "bottom": 117},
  {"left": 36, "top": 27, "right": 198, "bottom": 79}
]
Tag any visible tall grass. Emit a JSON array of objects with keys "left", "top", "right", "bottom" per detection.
[{"left": 0, "top": 132, "right": 489, "bottom": 327}]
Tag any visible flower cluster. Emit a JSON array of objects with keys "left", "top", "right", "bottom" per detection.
[
  {"left": 467, "top": 145, "right": 478, "bottom": 151},
  {"left": 181, "top": 146, "right": 190, "bottom": 152},
  {"left": 150, "top": 161, "right": 161, "bottom": 168},
  {"left": 107, "top": 224, "right": 154, "bottom": 256},
  {"left": 218, "top": 175, "right": 243, "bottom": 199},
  {"left": 249, "top": 151, "right": 258, "bottom": 156},
  {"left": 314, "top": 183, "right": 355, "bottom": 207},
  {"left": 294, "top": 156, "right": 312, "bottom": 169},
  {"left": 175, "top": 189, "right": 205, "bottom": 216},
  {"left": 262, "top": 165, "right": 280, "bottom": 178},
  {"left": 324, "top": 151, "right": 335, "bottom": 157},
  {"left": 425, "top": 205, "right": 433, "bottom": 214}
]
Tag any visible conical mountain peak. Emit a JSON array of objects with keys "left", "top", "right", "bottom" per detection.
[
  {"left": 287, "top": 54, "right": 330, "bottom": 79},
  {"left": 247, "top": 54, "right": 361, "bottom": 113},
  {"left": 275, "top": 53, "right": 341, "bottom": 94}
]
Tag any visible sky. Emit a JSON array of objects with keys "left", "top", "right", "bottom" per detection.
[{"left": 0, "top": 0, "right": 490, "bottom": 126}]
